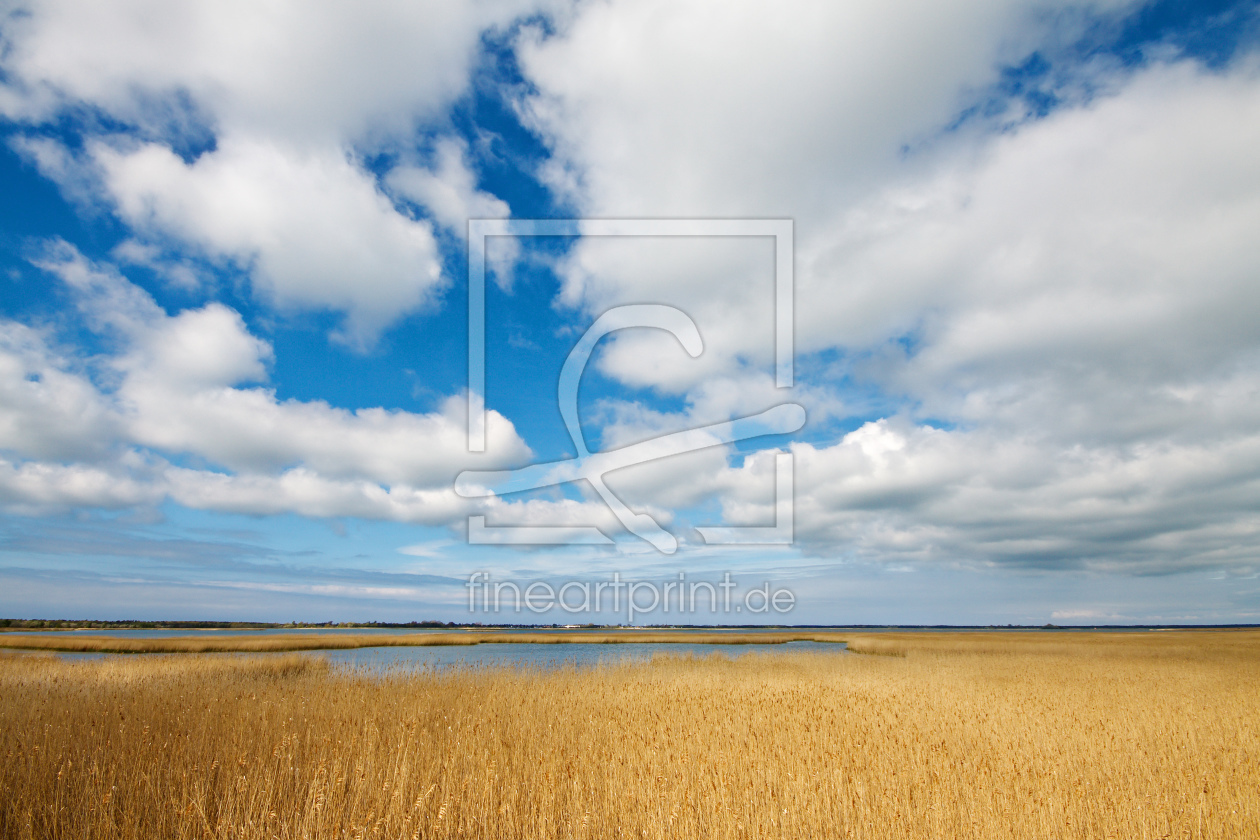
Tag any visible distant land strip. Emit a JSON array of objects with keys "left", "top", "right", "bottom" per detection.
[
  {"left": 5, "top": 627, "right": 1259, "bottom": 655},
  {"left": 6, "top": 618, "right": 1260, "bottom": 632}
]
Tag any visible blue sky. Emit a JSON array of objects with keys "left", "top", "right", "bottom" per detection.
[{"left": 2, "top": 0, "right": 1260, "bottom": 624}]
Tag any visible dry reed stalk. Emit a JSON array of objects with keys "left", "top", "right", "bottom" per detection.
[{"left": 1, "top": 631, "right": 1257, "bottom": 839}]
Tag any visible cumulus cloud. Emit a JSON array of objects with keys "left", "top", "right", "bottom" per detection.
[
  {"left": 517, "top": 4, "right": 1260, "bottom": 430},
  {"left": 0, "top": 321, "right": 117, "bottom": 462},
  {"left": 511, "top": 1, "right": 1260, "bottom": 572},
  {"left": 517, "top": 1, "right": 1143, "bottom": 396},
  {"left": 90, "top": 137, "right": 444, "bottom": 343},
  {"left": 0, "top": 0, "right": 549, "bottom": 340},
  {"left": 385, "top": 136, "right": 519, "bottom": 288},
  {"left": 518, "top": 0, "right": 1139, "bottom": 218},
  {"left": 0, "top": 243, "right": 661, "bottom": 539},
  {"left": 783, "top": 420, "right": 1260, "bottom": 573},
  {"left": 13, "top": 133, "right": 446, "bottom": 345},
  {"left": 387, "top": 137, "right": 512, "bottom": 233},
  {"left": 0, "top": 456, "right": 164, "bottom": 513},
  {"left": 0, "top": 244, "right": 548, "bottom": 527},
  {"left": 0, "top": 0, "right": 542, "bottom": 141}
]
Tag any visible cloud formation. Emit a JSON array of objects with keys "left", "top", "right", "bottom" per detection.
[
  {"left": 2, "top": 0, "right": 1260, "bottom": 608},
  {"left": 513, "top": 1, "right": 1260, "bottom": 572},
  {"left": 0, "top": 0, "right": 550, "bottom": 341},
  {"left": 1, "top": 243, "right": 534, "bottom": 524}
]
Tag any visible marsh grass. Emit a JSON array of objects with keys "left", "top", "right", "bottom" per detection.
[
  {"left": 2, "top": 631, "right": 1257, "bottom": 838},
  {"left": 0, "top": 630, "right": 847, "bottom": 654}
]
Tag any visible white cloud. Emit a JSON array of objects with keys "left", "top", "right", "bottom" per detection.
[
  {"left": 163, "top": 466, "right": 471, "bottom": 525},
  {"left": 518, "top": 0, "right": 1135, "bottom": 218},
  {"left": 781, "top": 419, "right": 1260, "bottom": 572},
  {"left": 385, "top": 136, "right": 519, "bottom": 289},
  {"left": 774, "top": 60, "right": 1260, "bottom": 549},
  {"left": 387, "top": 137, "right": 511, "bottom": 233},
  {"left": 0, "top": 457, "right": 163, "bottom": 512},
  {"left": 800, "top": 61, "right": 1260, "bottom": 380},
  {"left": 0, "top": 245, "right": 558, "bottom": 527},
  {"left": 0, "top": 0, "right": 551, "bottom": 339},
  {"left": 0, "top": 0, "right": 544, "bottom": 142},
  {"left": 514, "top": 3, "right": 1260, "bottom": 572},
  {"left": 516, "top": 1, "right": 1260, "bottom": 404},
  {"left": 127, "top": 304, "right": 272, "bottom": 391},
  {"left": 518, "top": 1, "right": 1142, "bottom": 393},
  {"left": 0, "top": 321, "right": 117, "bottom": 462},
  {"left": 59, "top": 245, "right": 529, "bottom": 482},
  {"left": 4, "top": 247, "right": 652, "bottom": 539},
  {"left": 111, "top": 239, "right": 206, "bottom": 290},
  {"left": 519, "top": 7, "right": 1260, "bottom": 443},
  {"left": 89, "top": 136, "right": 443, "bottom": 344}
]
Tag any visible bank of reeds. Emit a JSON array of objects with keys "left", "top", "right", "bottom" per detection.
[
  {"left": 2, "top": 630, "right": 1257, "bottom": 839},
  {"left": 0, "top": 629, "right": 847, "bottom": 654}
]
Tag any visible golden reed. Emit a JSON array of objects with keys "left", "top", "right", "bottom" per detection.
[{"left": 2, "top": 630, "right": 1257, "bottom": 838}]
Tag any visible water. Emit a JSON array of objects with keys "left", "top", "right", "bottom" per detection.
[{"left": 322, "top": 639, "right": 842, "bottom": 670}]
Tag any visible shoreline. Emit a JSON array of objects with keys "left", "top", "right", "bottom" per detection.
[
  {"left": 0, "top": 629, "right": 852, "bottom": 654},
  {"left": 3, "top": 626, "right": 1256, "bottom": 655}
]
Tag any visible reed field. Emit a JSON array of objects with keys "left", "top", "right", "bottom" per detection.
[{"left": 1, "top": 630, "right": 1257, "bottom": 839}]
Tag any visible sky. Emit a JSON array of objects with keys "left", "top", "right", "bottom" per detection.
[{"left": 2, "top": 0, "right": 1260, "bottom": 625}]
